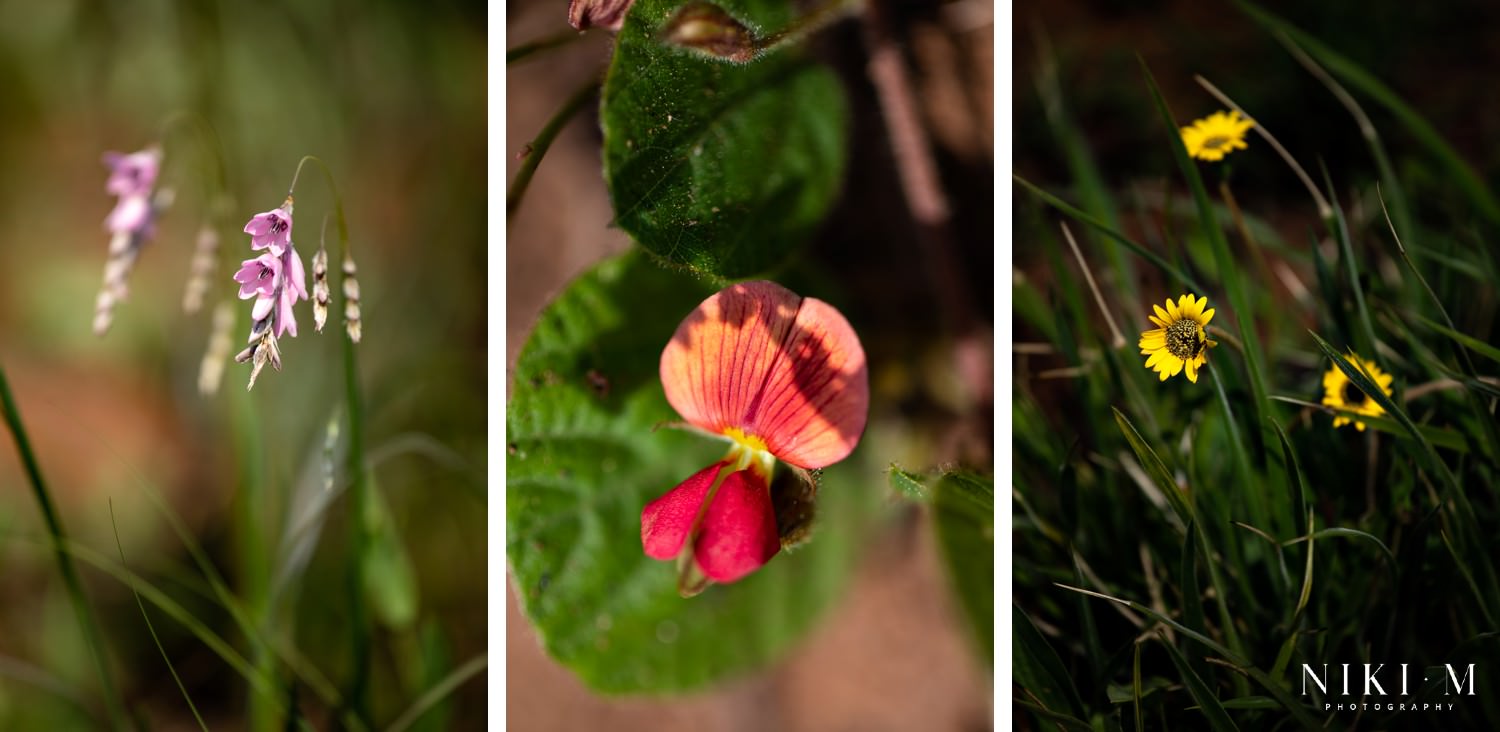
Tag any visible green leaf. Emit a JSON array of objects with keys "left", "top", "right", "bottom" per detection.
[
  {"left": 1055, "top": 584, "right": 1323, "bottom": 729},
  {"left": 1160, "top": 638, "right": 1241, "bottom": 732},
  {"left": 1014, "top": 604, "right": 1087, "bottom": 720},
  {"left": 1013, "top": 174, "right": 1205, "bottom": 293},
  {"left": 1111, "top": 406, "right": 1192, "bottom": 527},
  {"left": 363, "top": 476, "right": 419, "bottom": 630},
  {"left": 933, "top": 471, "right": 994, "bottom": 666},
  {"left": 506, "top": 251, "right": 876, "bottom": 693},
  {"left": 601, "top": 0, "right": 848, "bottom": 279},
  {"left": 1410, "top": 312, "right": 1500, "bottom": 367},
  {"left": 886, "top": 464, "right": 928, "bottom": 501}
]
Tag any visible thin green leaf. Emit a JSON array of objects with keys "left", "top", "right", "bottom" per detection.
[
  {"left": 1013, "top": 604, "right": 1087, "bottom": 719},
  {"left": 1159, "top": 637, "right": 1241, "bottom": 732},
  {"left": 1055, "top": 584, "right": 1323, "bottom": 729},
  {"left": 1112, "top": 406, "right": 1193, "bottom": 527},
  {"left": 1014, "top": 174, "right": 1205, "bottom": 293},
  {"left": 385, "top": 655, "right": 487, "bottom": 732},
  {"left": 933, "top": 471, "right": 995, "bottom": 666},
  {"left": 1409, "top": 312, "right": 1500, "bottom": 367},
  {"left": 1269, "top": 395, "right": 1471, "bottom": 453},
  {"left": 110, "top": 502, "right": 208, "bottom": 732},
  {"left": 886, "top": 464, "right": 928, "bottom": 501}
]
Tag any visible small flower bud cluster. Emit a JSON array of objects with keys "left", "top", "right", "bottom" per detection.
[
  {"left": 198, "top": 301, "right": 234, "bottom": 395},
  {"left": 312, "top": 246, "right": 330, "bottom": 333},
  {"left": 95, "top": 146, "right": 168, "bottom": 336},
  {"left": 182, "top": 224, "right": 220, "bottom": 314},
  {"left": 342, "top": 251, "right": 362, "bottom": 343}
]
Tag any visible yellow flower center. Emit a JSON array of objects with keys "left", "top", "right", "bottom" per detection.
[
  {"left": 723, "top": 427, "right": 768, "bottom": 453},
  {"left": 722, "top": 427, "right": 776, "bottom": 480},
  {"left": 1165, "top": 318, "right": 1204, "bottom": 360}
]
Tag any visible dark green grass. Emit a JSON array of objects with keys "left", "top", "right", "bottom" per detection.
[{"left": 1015, "top": 9, "right": 1500, "bottom": 729}]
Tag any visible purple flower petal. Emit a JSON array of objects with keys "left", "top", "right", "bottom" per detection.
[
  {"left": 103, "top": 148, "right": 161, "bottom": 198},
  {"left": 244, "top": 207, "right": 293, "bottom": 253},
  {"left": 233, "top": 255, "right": 280, "bottom": 300},
  {"left": 283, "top": 245, "right": 308, "bottom": 301}
]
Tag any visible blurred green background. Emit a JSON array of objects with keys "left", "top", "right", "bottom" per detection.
[{"left": 0, "top": 0, "right": 485, "bottom": 728}]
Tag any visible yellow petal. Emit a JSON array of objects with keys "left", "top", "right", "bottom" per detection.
[
  {"left": 1185, "top": 359, "right": 1198, "bottom": 383},
  {"left": 1200, "top": 307, "right": 1215, "bottom": 326}
]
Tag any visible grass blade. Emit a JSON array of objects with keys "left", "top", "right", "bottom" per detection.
[
  {"left": 1055, "top": 583, "right": 1322, "bottom": 729},
  {"left": 1014, "top": 174, "right": 1206, "bottom": 292},
  {"left": 385, "top": 654, "right": 487, "bottom": 732},
  {"left": 1013, "top": 603, "right": 1087, "bottom": 720},
  {"left": 0, "top": 364, "right": 127, "bottom": 729},
  {"left": 1159, "top": 636, "right": 1241, "bottom": 732},
  {"left": 110, "top": 502, "right": 208, "bottom": 732}
]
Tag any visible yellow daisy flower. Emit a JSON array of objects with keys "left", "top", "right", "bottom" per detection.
[
  {"left": 1139, "top": 294, "right": 1217, "bottom": 383},
  {"left": 1321, "top": 354, "right": 1394, "bottom": 431},
  {"left": 1180, "top": 110, "right": 1254, "bottom": 162}
]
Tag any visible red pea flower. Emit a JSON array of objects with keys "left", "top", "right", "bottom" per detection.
[{"left": 642, "top": 281, "right": 868, "bottom": 595}]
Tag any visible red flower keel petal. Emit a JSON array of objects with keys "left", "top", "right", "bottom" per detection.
[
  {"left": 692, "top": 468, "right": 780, "bottom": 583},
  {"left": 641, "top": 461, "right": 725, "bottom": 560}
]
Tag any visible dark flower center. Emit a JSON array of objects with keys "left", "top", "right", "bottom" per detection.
[
  {"left": 1165, "top": 318, "right": 1203, "bottom": 360},
  {"left": 270, "top": 217, "right": 288, "bottom": 234},
  {"left": 1203, "top": 135, "right": 1230, "bottom": 150},
  {"left": 1341, "top": 380, "right": 1366, "bottom": 407}
]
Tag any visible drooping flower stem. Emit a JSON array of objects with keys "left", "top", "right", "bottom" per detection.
[
  {"left": 0, "top": 363, "right": 128, "bottom": 729},
  {"left": 290, "top": 155, "right": 373, "bottom": 726},
  {"left": 228, "top": 337, "right": 276, "bottom": 732}
]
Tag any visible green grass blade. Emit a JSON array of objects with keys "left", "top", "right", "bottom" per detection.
[
  {"left": 1112, "top": 407, "right": 1193, "bottom": 527},
  {"left": 1269, "top": 421, "right": 1307, "bottom": 539},
  {"left": 1409, "top": 312, "right": 1500, "bottom": 367},
  {"left": 1159, "top": 637, "right": 1241, "bottom": 732},
  {"left": 1013, "top": 603, "right": 1088, "bottom": 720},
  {"left": 0, "top": 364, "right": 127, "bottom": 729},
  {"left": 1236, "top": 0, "right": 1500, "bottom": 223},
  {"left": 1308, "top": 331, "right": 1458, "bottom": 489},
  {"left": 1322, "top": 172, "right": 1383, "bottom": 369},
  {"left": 1268, "top": 395, "right": 1471, "bottom": 453},
  {"left": 385, "top": 654, "right": 487, "bottom": 732},
  {"left": 1133, "top": 641, "right": 1145, "bottom": 732},
  {"left": 1055, "top": 584, "right": 1322, "bottom": 729},
  {"left": 110, "top": 502, "right": 208, "bottom": 732},
  {"left": 1015, "top": 174, "right": 1206, "bottom": 293},
  {"left": 1284, "top": 528, "right": 1397, "bottom": 573},
  {"left": 1113, "top": 406, "right": 1247, "bottom": 666}
]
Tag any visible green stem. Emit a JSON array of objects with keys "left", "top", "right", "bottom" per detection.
[
  {"left": 506, "top": 29, "right": 585, "bottom": 65},
  {"left": 506, "top": 80, "right": 598, "bottom": 218},
  {"left": 0, "top": 363, "right": 128, "bottom": 729},
  {"left": 290, "top": 156, "right": 371, "bottom": 729},
  {"left": 230, "top": 329, "right": 274, "bottom": 732}
]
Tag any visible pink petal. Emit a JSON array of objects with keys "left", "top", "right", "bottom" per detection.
[
  {"left": 251, "top": 296, "right": 274, "bottom": 321},
  {"left": 641, "top": 461, "right": 725, "bottom": 560},
  {"left": 692, "top": 468, "right": 779, "bottom": 583},
  {"left": 285, "top": 246, "right": 308, "bottom": 301},
  {"left": 660, "top": 281, "right": 868, "bottom": 469}
]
